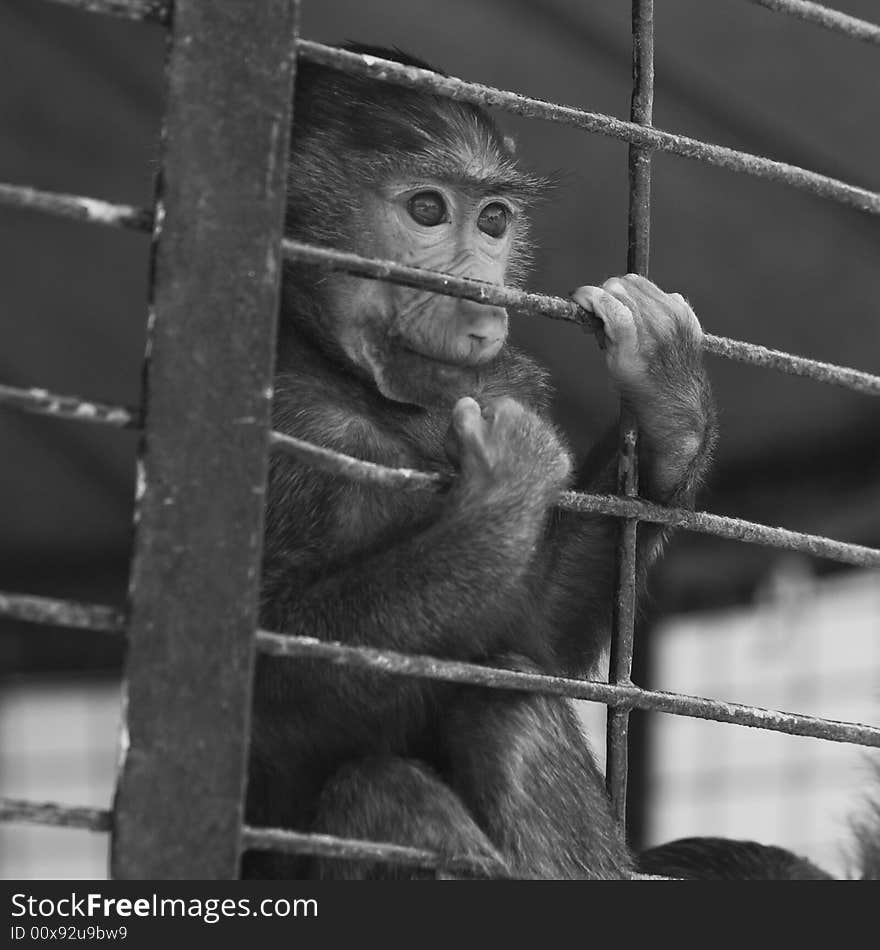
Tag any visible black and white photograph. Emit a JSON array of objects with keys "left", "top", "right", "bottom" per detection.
[{"left": 1, "top": 0, "right": 879, "bottom": 901}]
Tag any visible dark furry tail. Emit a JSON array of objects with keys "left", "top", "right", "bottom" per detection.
[
  {"left": 851, "top": 764, "right": 880, "bottom": 881},
  {"left": 639, "top": 762, "right": 880, "bottom": 881},
  {"left": 638, "top": 837, "right": 834, "bottom": 880}
]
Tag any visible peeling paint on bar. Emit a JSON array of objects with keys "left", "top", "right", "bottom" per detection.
[
  {"left": 255, "top": 632, "right": 880, "bottom": 746},
  {"left": 46, "top": 0, "right": 170, "bottom": 24},
  {"left": 0, "top": 383, "right": 138, "bottom": 428},
  {"left": 560, "top": 491, "right": 880, "bottom": 568},
  {"left": 0, "top": 798, "right": 112, "bottom": 832},
  {"left": 0, "top": 182, "right": 154, "bottom": 232},
  {"left": 0, "top": 591, "right": 127, "bottom": 632},
  {"left": 702, "top": 334, "right": 880, "bottom": 396},
  {"left": 242, "top": 826, "right": 506, "bottom": 877},
  {"left": 269, "top": 429, "right": 445, "bottom": 490},
  {"left": 296, "top": 41, "right": 880, "bottom": 216},
  {"left": 242, "top": 825, "right": 672, "bottom": 877},
  {"left": 112, "top": 0, "right": 300, "bottom": 880},
  {"left": 746, "top": 0, "right": 880, "bottom": 45},
  {"left": 153, "top": 200, "right": 166, "bottom": 237}
]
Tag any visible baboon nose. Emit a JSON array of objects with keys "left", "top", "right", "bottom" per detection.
[{"left": 458, "top": 302, "right": 507, "bottom": 361}]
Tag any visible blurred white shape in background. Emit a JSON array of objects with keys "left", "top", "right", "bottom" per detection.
[
  {"left": 0, "top": 679, "right": 121, "bottom": 879},
  {"left": 647, "top": 563, "right": 880, "bottom": 878}
]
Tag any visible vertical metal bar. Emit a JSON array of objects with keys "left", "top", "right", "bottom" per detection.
[
  {"left": 112, "top": 0, "right": 299, "bottom": 878},
  {"left": 605, "top": 0, "right": 654, "bottom": 828}
]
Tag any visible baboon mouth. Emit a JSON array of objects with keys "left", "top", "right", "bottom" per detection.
[{"left": 400, "top": 345, "right": 492, "bottom": 371}]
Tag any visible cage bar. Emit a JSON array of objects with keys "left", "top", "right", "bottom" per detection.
[
  {"left": 4, "top": 632, "right": 879, "bottom": 841},
  {"left": 745, "top": 0, "right": 880, "bottom": 45},
  {"left": 53, "top": 0, "right": 880, "bottom": 49},
  {"left": 5, "top": 48, "right": 880, "bottom": 219},
  {"left": 0, "top": 612, "right": 880, "bottom": 745},
  {"left": 0, "top": 798, "right": 112, "bottom": 832},
  {"left": 606, "top": 0, "right": 654, "bottom": 828},
  {"left": 0, "top": 182, "right": 153, "bottom": 232},
  {"left": 110, "top": 0, "right": 299, "bottom": 879},
  {"left": 3, "top": 240, "right": 879, "bottom": 398},
  {"left": 268, "top": 432, "right": 880, "bottom": 568},
  {"left": 247, "top": 826, "right": 669, "bottom": 878},
  {"left": 605, "top": 428, "right": 639, "bottom": 822},
  {"left": 0, "top": 591, "right": 126, "bottom": 632},
  {"left": 45, "top": 0, "right": 170, "bottom": 23},
  {"left": 242, "top": 827, "right": 507, "bottom": 878},
  {"left": 281, "top": 242, "right": 880, "bottom": 397},
  {"left": 701, "top": 334, "right": 880, "bottom": 396},
  {"left": 255, "top": 632, "right": 880, "bottom": 746},
  {"left": 0, "top": 383, "right": 137, "bottom": 428},
  {"left": 282, "top": 239, "right": 603, "bottom": 328},
  {"left": 558, "top": 491, "right": 880, "bottom": 568},
  {"left": 4, "top": 182, "right": 874, "bottom": 396},
  {"left": 295, "top": 42, "right": 880, "bottom": 215}
]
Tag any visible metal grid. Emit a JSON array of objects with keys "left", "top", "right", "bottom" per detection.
[{"left": 1, "top": 0, "right": 879, "bottom": 878}]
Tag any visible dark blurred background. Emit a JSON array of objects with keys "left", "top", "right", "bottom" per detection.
[{"left": 1, "top": 0, "right": 878, "bottom": 877}]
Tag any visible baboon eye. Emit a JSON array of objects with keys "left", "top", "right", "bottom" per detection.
[
  {"left": 407, "top": 191, "right": 447, "bottom": 226},
  {"left": 477, "top": 202, "right": 509, "bottom": 238}
]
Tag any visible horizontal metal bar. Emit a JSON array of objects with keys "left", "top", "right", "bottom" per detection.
[
  {"left": 0, "top": 804, "right": 668, "bottom": 878},
  {"left": 46, "top": 0, "right": 170, "bottom": 23},
  {"left": 0, "top": 429, "right": 870, "bottom": 593},
  {"left": 7, "top": 425, "right": 878, "bottom": 627},
  {"left": 47, "top": 1, "right": 880, "bottom": 57},
  {"left": 0, "top": 798, "right": 112, "bottom": 832},
  {"left": 47, "top": 0, "right": 880, "bottom": 50},
  {"left": 256, "top": 631, "right": 880, "bottom": 746},
  {"left": 0, "top": 798, "right": 663, "bottom": 877},
  {"left": 269, "top": 430, "right": 445, "bottom": 490},
  {"left": 282, "top": 241, "right": 880, "bottom": 398},
  {"left": 241, "top": 826, "right": 668, "bottom": 878},
  {"left": 242, "top": 827, "right": 506, "bottom": 878},
  {"left": 0, "top": 236, "right": 869, "bottom": 408},
  {"left": 39, "top": 0, "right": 880, "bottom": 51},
  {"left": 2, "top": 191, "right": 877, "bottom": 399},
  {"left": 0, "top": 591, "right": 127, "bottom": 632},
  {"left": 12, "top": 36, "right": 876, "bottom": 222},
  {"left": 282, "top": 238, "right": 596, "bottom": 327},
  {"left": 2, "top": 229, "right": 875, "bottom": 400},
  {"left": 296, "top": 41, "right": 880, "bottom": 216},
  {"left": 0, "top": 182, "right": 154, "bottom": 231},
  {"left": 271, "top": 430, "right": 880, "bottom": 568},
  {"left": 746, "top": 0, "right": 880, "bottom": 44},
  {"left": 0, "top": 383, "right": 138, "bottom": 428},
  {"left": 701, "top": 334, "right": 880, "bottom": 396},
  {"left": 560, "top": 491, "right": 880, "bottom": 568}
]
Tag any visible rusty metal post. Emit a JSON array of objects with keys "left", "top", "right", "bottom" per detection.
[{"left": 111, "top": 0, "right": 299, "bottom": 878}]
